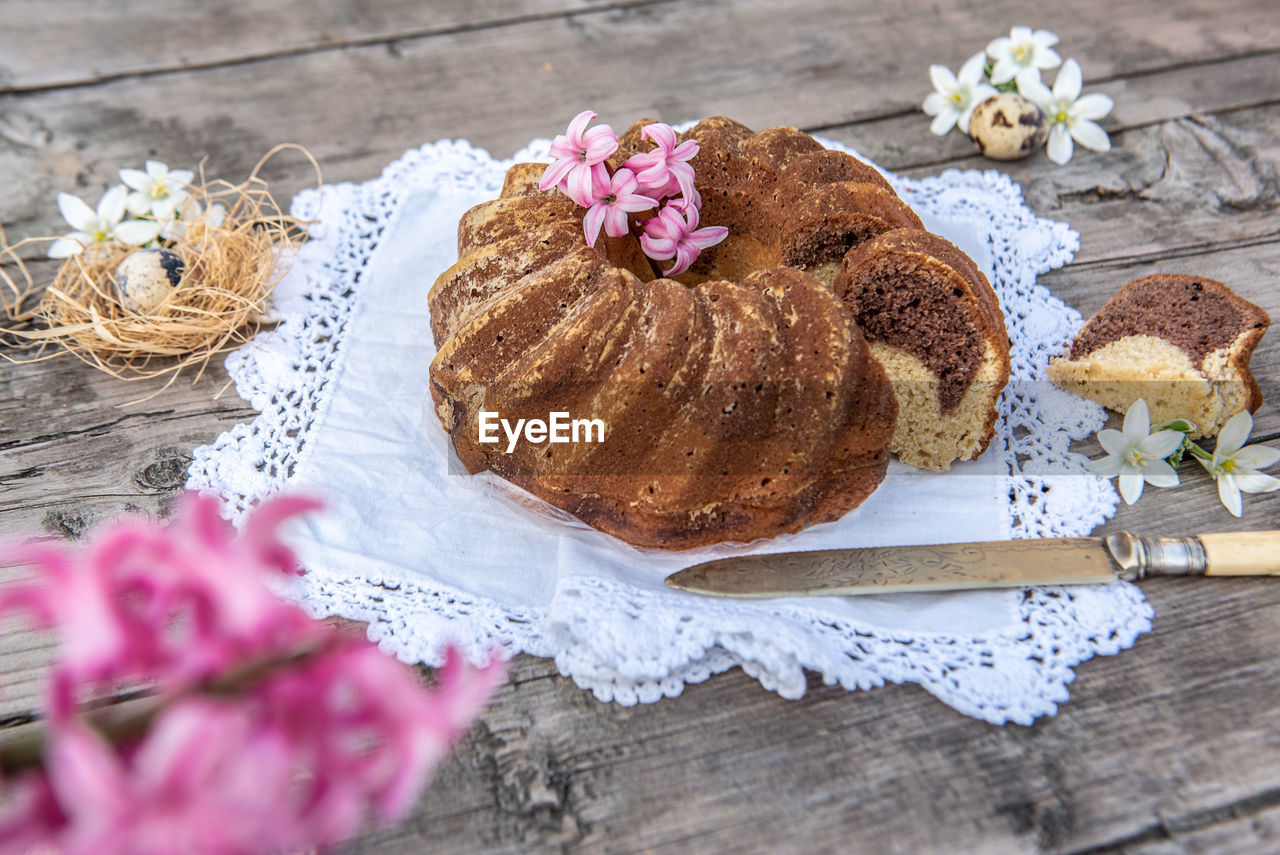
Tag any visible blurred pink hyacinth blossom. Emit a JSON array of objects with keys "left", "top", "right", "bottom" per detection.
[{"left": 0, "top": 494, "right": 506, "bottom": 855}]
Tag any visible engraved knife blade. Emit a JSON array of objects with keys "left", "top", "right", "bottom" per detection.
[{"left": 665, "top": 537, "right": 1124, "bottom": 598}]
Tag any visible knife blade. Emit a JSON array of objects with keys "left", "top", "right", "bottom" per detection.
[{"left": 665, "top": 531, "right": 1280, "bottom": 598}]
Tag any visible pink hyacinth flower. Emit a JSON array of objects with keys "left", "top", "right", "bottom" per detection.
[
  {"left": 0, "top": 494, "right": 508, "bottom": 855},
  {"left": 666, "top": 187, "right": 702, "bottom": 214},
  {"left": 581, "top": 168, "right": 658, "bottom": 248},
  {"left": 623, "top": 123, "right": 699, "bottom": 200},
  {"left": 640, "top": 201, "right": 729, "bottom": 277},
  {"left": 539, "top": 110, "right": 619, "bottom": 207}
]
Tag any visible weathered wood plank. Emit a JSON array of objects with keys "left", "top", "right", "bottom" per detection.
[
  {"left": 2, "top": 0, "right": 1278, "bottom": 253},
  {"left": 0, "top": 0, "right": 670, "bottom": 92},
  {"left": 0, "top": 356, "right": 252, "bottom": 537},
  {"left": 866, "top": 104, "right": 1280, "bottom": 271},
  {"left": 4, "top": 2, "right": 1280, "bottom": 853},
  {"left": 834, "top": 50, "right": 1280, "bottom": 171},
  {"left": 334, "top": 567, "right": 1280, "bottom": 854}
]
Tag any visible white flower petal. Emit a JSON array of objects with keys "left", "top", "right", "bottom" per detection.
[
  {"left": 971, "top": 83, "right": 998, "bottom": 104},
  {"left": 990, "top": 57, "right": 1021, "bottom": 85},
  {"left": 1009, "top": 26, "right": 1032, "bottom": 45},
  {"left": 1217, "top": 475, "right": 1243, "bottom": 517},
  {"left": 1016, "top": 71, "right": 1052, "bottom": 105},
  {"left": 958, "top": 51, "right": 988, "bottom": 86},
  {"left": 1047, "top": 126, "right": 1074, "bottom": 164},
  {"left": 1118, "top": 470, "right": 1145, "bottom": 505},
  {"left": 1071, "top": 119, "right": 1111, "bottom": 153},
  {"left": 1143, "top": 458, "right": 1180, "bottom": 488},
  {"left": 1234, "top": 472, "right": 1280, "bottom": 494},
  {"left": 150, "top": 196, "right": 181, "bottom": 218},
  {"left": 115, "top": 219, "right": 162, "bottom": 245},
  {"left": 1122, "top": 398, "right": 1152, "bottom": 442},
  {"left": 120, "top": 168, "right": 153, "bottom": 192},
  {"left": 129, "top": 191, "right": 159, "bottom": 217},
  {"left": 1215, "top": 411, "right": 1253, "bottom": 458},
  {"left": 929, "top": 64, "right": 958, "bottom": 93},
  {"left": 957, "top": 101, "right": 982, "bottom": 134},
  {"left": 986, "top": 36, "right": 1011, "bottom": 60},
  {"left": 145, "top": 160, "right": 167, "bottom": 178},
  {"left": 97, "top": 185, "right": 128, "bottom": 224},
  {"left": 57, "top": 193, "right": 99, "bottom": 231},
  {"left": 47, "top": 235, "right": 85, "bottom": 258},
  {"left": 1140, "top": 429, "right": 1184, "bottom": 459},
  {"left": 1087, "top": 454, "right": 1124, "bottom": 477},
  {"left": 1032, "top": 30, "right": 1060, "bottom": 49},
  {"left": 1097, "top": 429, "right": 1130, "bottom": 456},
  {"left": 1234, "top": 443, "right": 1280, "bottom": 470},
  {"left": 1073, "top": 93, "right": 1113, "bottom": 121},
  {"left": 923, "top": 91, "right": 949, "bottom": 116},
  {"left": 930, "top": 110, "right": 959, "bottom": 136},
  {"left": 168, "top": 169, "right": 194, "bottom": 185},
  {"left": 1053, "top": 58, "right": 1083, "bottom": 102},
  {"left": 1035, "top": 47, "right": 1062, "bottom": 69}
]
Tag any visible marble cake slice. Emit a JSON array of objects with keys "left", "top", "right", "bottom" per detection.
[{"left": 1048, "top": 274, "right": 1269, "bottom": 437}]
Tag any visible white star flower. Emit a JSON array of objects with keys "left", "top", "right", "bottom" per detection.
[
  {"left": 120, "top": 160, "right": 194, "bottom": 218},
  {"left": 1017, "top": 59, "right": 1113, "bottom": 164},
  {"left": 986, "top": 26, "right": 1062, "bottom": 84},
  {"left": 1198, "top": 411, "right": 1280, "bottom": 517},
  {"left": 158, "top": 199, "right": 228, "bottom": 242},
  {"left": 1087, "top": 399, "right": 1184, "bottom": 505},
  {"left": 47, "top": 186, "right": 162, "bottom": 259},
  {"left": 922, "top": 51, "right": 998, "bottom": 136}
]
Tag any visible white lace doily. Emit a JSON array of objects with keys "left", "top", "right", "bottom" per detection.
[{"left": 187, "top": 134, "right": 1150, "bottom": 725}]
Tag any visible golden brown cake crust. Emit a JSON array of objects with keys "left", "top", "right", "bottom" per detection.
[{"left": 428, "top": 117, "right": 1006, "bottom": 546}]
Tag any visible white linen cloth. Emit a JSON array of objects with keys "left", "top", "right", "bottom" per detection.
[{"left": 188, "top": 134, "right": 1150, "bottom": 724}]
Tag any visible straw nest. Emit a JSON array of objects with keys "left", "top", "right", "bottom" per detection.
[{"left": 1, "top": 146, "right": 319, "bottom": 402}]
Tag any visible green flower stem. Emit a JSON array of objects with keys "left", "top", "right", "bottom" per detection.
[{"left": 1185, "top": 442, "right": 1214, "bottom": 462}]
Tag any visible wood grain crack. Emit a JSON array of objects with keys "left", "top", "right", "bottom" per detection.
[
  {"left": 0, "top": 410, "right": 177, "bottom": 452},
  {"left": 1063, "top": 784, "right": 1280, "bottom": 855}
]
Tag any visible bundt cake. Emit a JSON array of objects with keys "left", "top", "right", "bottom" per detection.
[
  {"left": 1048, "top": 274, "right": 1269, "bottom": 437},
  {"left": 428, "top": 117, "right": 1009, "bottom": 548}
]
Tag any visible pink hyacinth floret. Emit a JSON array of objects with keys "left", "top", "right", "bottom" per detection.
[
  {"left": 539, "top": 109, "right": 619, "bottom": 206},
  {"left": 0, "top": 493, "right": 324, "bottom": 715},
  {"left": 582, "top": 168, "right": 658, "bottom": 248},
  {"left": 640, "top": 201, "right": 729, "bottom": 277},
  {"left": 0, "top": 495, "right": 507, "bottom": 855},
  {"left": 623, "top": 122, "right": 700, "bottom": 200}
]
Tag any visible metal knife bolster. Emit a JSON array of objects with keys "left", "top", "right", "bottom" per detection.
[{"left": 1103, "top": 533, "right": 1208, "bottom": 581}]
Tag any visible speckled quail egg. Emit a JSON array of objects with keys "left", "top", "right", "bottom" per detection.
[
  {"left": 968, "top": 93, "right": 1048, "bottom": 161},
  {"left": 114, "top": 248, "right": 184, "bottom": 314}
]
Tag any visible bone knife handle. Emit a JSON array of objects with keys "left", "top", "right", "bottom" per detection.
[
  {"left": 1104, "top": 531, "right": 1280, "bottom": 580},
  {"left": 1199, "top": 531, "right": 1280, "bottom": 576}
]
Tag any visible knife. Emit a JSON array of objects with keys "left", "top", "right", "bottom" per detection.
[{"left": 665, "top": 531, "right": 1280, "bottom": 598}]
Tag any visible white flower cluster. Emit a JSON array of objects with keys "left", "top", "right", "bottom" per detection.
[
  {"left": 923, "top": 26, "right": 1114, "bottom": 164},
  {"left": 48, "top": 161, "right": 225, "bottom": 259},
  {"left": 1089, "top": 399, "right": 1280, "bottom": 517}
]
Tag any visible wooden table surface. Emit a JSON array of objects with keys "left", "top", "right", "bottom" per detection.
[{"left": 3, "top": 1, "right": 1279, "bottom": 852}]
